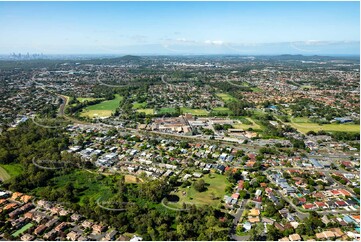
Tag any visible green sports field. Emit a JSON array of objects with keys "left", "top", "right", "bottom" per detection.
[
  {"left": 288, "top": 117, "right": 360, "bottom": 133},
  {"left": 181, "top": 107, "right": 209, "bottom": 116},
  {"left": 158, "top": 107, "right": 178, "bottom": 114},
  {"left": 80, "top": 94, "right": 123, "bottom": 118},
  {"left": 216, "top": 93, "right": 236, "bottom": 102},
  {"left": 211, "top": 107, "right": 233, "bottom": 115}
]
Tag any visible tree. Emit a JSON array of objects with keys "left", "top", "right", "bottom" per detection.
[
  {"left": 267, "top": 224, "right": 281, "bottom": 241},
  {"left": 182, "top": 180, "right": 191, "bottom": 188},
  {"left": 249, "top": 223, "right": 264, "bottom": 240},
  {"left": 353, "top": 187, "right": 360, "bottom": 195},
  {"left": 176, "top": 223, "right": 188, "bottom": 240},
  {"left": 179, "top": 141, "right": 190, "bottom": 148},
  {"left": 193, "top": 179, "right": 206, "bottom": 192},
  {"left": 0, "top": 148, "right": 11, "bottom": 164},
  {"left": 263, "top": 202, "right": 277, "bottom": 217},
  {"left": 238, "top": 190, "right": 248, "bottom": 199}
]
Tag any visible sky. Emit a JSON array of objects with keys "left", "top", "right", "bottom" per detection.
[{"left": 0, "top": 1, "right": 359, "bottom": 55}]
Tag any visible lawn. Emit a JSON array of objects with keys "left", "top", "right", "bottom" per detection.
[
  {"left": 12, "top": 223, "right": 34, "bottom": 238},
  {"left": 136, "top": 109, "right": 154, "bottom": 115},
  {"left": 181, "top": 107, "right": 209, "bottom": 116},
  {"left": 77, "top": 97, "right": 104, "bottom": 103},
  {"left": 80, "top": 94, "right": 123, "bottom": 118},
  {"left": 132, "top": 102, "right": 147, "bottom": 109},
  {"left": 158, "top": 107, "right": 177, "bottom": 114},
  {"left": 216, "top": 93, "right": 236, "bottom": 102},
  {"left": 170, "top": 173, "right": 230, "bottom": 208},
  {"left": 288, "top": 117, "right": 360, "bottom": 133},
  {"left": 0, "top": 163, "right": 23, "bottom": 181},
  {"left": 292, "top": 117, "right": 312, "bottom": 123}
]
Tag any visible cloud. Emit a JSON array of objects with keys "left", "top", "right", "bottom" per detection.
[
  {"left": 160, "top": 38, "right": 197, "bottom": 51},
  {"left": 175, "top": 38, "right": 197, "bottom": 44},
  {"left": 162, "top": 38, "right": 226, "bottom": 46},
  {"left": 288, "top": 40, "right": 359, "bottom": 52},
  {"left": 204, "top": 40, "right": 224, "bottom": 45},
  {"left": 162, "top": 44, "right": 186, "bottom": 52},
  {"left": 292, "top": 40, "right": 359, "bottom": 46},
  {"left": 130, "top": 35, "right": 148, "bottom": 43},
  {"left": 289, "top": 42, "right": 319, "bottom": 52}
]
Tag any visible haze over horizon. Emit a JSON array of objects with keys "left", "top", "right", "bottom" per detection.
[{"left": 0, "top": 1, "right": 359, "bottom": 55}]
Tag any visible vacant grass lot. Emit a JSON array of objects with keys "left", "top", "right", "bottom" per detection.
[
  {"left": 80, "top": 94, "right": 123, "bottom": 118},
  {"left": 170, "top": 173, "right": 230, "bottom": 208},
  {"left": 233, "top": 117, "right": 262, "bottom": 130},
  {"left": 33, "top": 170, "right": 115, "bottom": 205},
  {"left": 132, "top": 102, "right": 147, "bottom": 109},
  {"left": 181, "top": 107, "right": 209, "bottom": 116},
  {"left": 136, "top": 109, "right": 154, "bottom": 115},
  {"left": 216, "top": 93, "right": 236, "bottom": 102},
  {"left": 288, "top": 117, "right": 360, "bottom": 133},
  {"left": 124, "top": 175, "right": 143, "bottom": 184}
]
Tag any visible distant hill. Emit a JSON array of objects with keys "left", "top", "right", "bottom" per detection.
[
  {"left": 121, "top": 55, "right": 142, "bottom": 61},
  {"left": 80, "top": 55, "right": 142, "bottom": 65}
]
